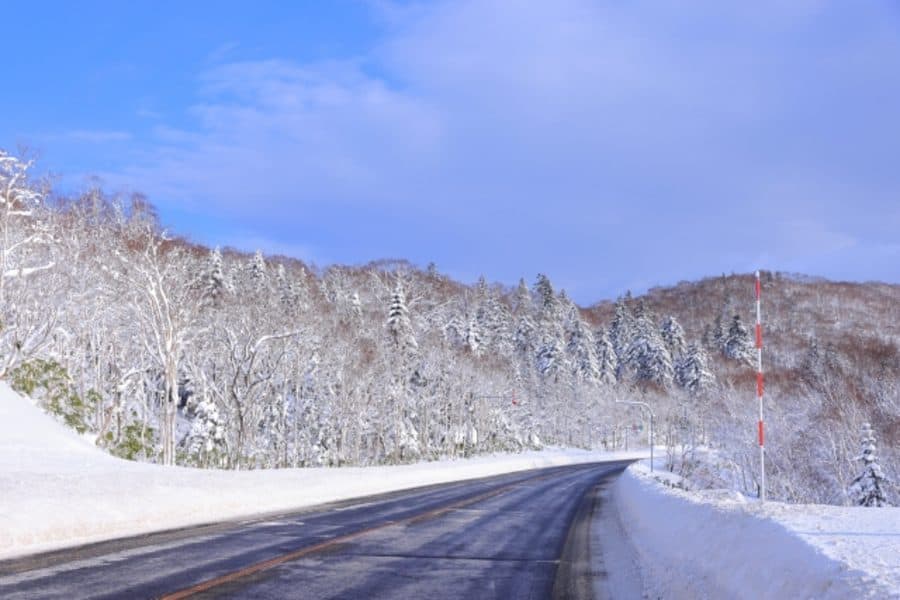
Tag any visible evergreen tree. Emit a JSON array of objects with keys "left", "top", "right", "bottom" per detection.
[
  {"left": 705, "top": 314, "right": 725, "bottom": 352},
  {"left": 275, "top": 263, "right": 299, "bottom": 310},
  {"left": 625, "top": 302, "right": 673, "bottom": 386},
  {"left": 533, "top": 273, "right": 558, "bottom": 323},
  {"left": 675, "top": 343, "right": 714, "bottom": 393},
  {"left": 800, "top": 337, "right": 841, "bottom": 389},
  {"left": 245, "top": 249, "right": 268, "bottom": 295},
  {"left": 473, "top": 277, "right": 493, "bottom": 348},
  {"left": 514, "top": 278, "right": 532, "bottom": 314},
  {"left": 187, "top": 394, "right": 226, "bottom": 466},
  {"left": 800, "top": 336, "right": 822, "bottom": 387},
  {"left": 594, "top": 327, "right": 618, "bottom": 385},
  {"left": 536, "top": 336, "right": 565, "bottom": 383},
  {"left": 532, "top": 274, "right": 566, "bottom": 383},
  {"left": 513, "top": 278, "right": 536, "bottom": 353},
  {"left": 386, "top": 282, "right": 418, "bottom": 361},
  {"left": 564, "top": 305, "right": 600, "bottom": 384},
  {"left": 609, "top": 295, "right": 636, "bottom": 367},
  {"left": 475, "top": 274, "right": 489, "bottom": 301},
  {"left": 848, "top": 423, "right": 890, "bottom": 507},
  {"left": 557, "top": 289, "right": 576, "bottom": 317},
  {"left": 464, "top": 313, "right": 482, "bottom": 355},
  {"left": 201, "top": 247, "right": 231, "bottom": 308},
  {"left": 513, "top": 312, "right": 537, "bottom": 358},
  {"left": 443, "top": 312, "right": 466, "bottom": 348},
  {"left": 476, "top": 287, "right": 512, "bottom": 355},
  {"left": 660, "top": 315, "right": 687, "bottom": 360},
  {"left": 723, "top": 314, "right": 754, "bottom": 364}
]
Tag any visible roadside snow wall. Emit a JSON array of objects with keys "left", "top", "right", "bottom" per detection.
[
  {"left": 0, "top": 382, "right": 646, "bottom": 560},
  {"left": 615, "top": 463, "right": 898, "bottom": 599}
]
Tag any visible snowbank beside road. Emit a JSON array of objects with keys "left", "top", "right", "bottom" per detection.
[
  {"left": 615, "top": 462, "right": 900, "bottom": 599},
  {"left": 0, "top": 382, "right": 644, "bottom": 560}
]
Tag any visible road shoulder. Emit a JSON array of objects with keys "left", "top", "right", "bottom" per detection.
[{"left": 591, "top": 473, "right": 646, "bottom": 599}]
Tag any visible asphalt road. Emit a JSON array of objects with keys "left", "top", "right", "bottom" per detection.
[{"left": 0, "top": 460, "right": 634, "bottom": 599}]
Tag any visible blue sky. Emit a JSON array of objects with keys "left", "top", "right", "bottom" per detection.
[{"left": 5, "top": 1, "right": 900, "bottom": 303}]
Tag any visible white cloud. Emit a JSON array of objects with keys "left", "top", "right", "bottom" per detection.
[
  {"left": 97, "top": 0, "right": 900, "bottom": 300},
  {"left": 62, "top": 130, "right": 132, "bottom": 143}
]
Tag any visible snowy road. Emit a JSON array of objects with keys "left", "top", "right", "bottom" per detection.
[{"left": 0, "top": 461, "right": 634, "bottom": 599}]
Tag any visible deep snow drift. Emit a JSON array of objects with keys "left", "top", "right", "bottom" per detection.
[
  {"left": 615, "top": 461, "right": 900, "bottom": 599},
  {"left": 0, "top": 382, "right": 642, "bottom": 560}
]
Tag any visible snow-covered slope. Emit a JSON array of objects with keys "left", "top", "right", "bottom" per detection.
[
  {"left": 0, "top": 382, "right": 643, "bottom": 560},
  {"left": 615, "top": 462, "right": 900, "bottom": 599}
]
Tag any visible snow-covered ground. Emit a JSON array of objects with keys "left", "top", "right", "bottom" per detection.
[
  {"left": 615, "top": 460, "right": 900, "bottom": 599},
  {"left": 9, "top": 379, "right": 897, "bottom": 599},
  {"left": 0, "top": 382, "right": 644, "bottom": 560}
]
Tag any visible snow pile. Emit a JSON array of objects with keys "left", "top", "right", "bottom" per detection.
[
  {"left": 0, "top": 382, "right": 644, "bottom": 560},
  {"left": 615, "top": 461, "right": 900, "bottom": 599}
]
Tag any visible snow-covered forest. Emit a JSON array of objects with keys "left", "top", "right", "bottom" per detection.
[{"left": 3, "top": 150, "right": 897, "bottom": 506}]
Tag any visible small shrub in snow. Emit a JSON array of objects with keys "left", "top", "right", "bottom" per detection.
[{"left": 10, "top": 359, "right": 94, "bottom": 435}]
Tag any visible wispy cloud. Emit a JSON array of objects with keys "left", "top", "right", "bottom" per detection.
[
  {"left": 98, "top": 0, "right": 900, "bottom": 300},
  {"left": 60, "top": 129, "right": 133, "bottom": 143}
]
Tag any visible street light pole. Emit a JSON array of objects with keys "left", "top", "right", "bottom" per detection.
[{"left": 616, "top": 399, "right": 655, "bottom": 472}]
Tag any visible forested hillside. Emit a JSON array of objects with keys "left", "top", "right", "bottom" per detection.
[
  {"left": 3, "top": 150, "right": 897, "bottom": 506},
  {"left": 588, "top": 274, "right": 900, "bottom": 504}
]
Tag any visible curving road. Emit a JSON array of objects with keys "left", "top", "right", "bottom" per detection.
[{"left": 0, "top": 461, "right": 635, "bottom": 599}]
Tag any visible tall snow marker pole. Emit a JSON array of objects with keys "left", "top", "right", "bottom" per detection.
[{"left": 755, "top": 270, "right": 766, "bottom": 502}]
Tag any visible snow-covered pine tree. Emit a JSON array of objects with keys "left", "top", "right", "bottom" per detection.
[
  {"left": 477, "top": 289, "right": 512, "bottom": 355},
  {"left": 723, "top": 314, "right": 754, "bottom": 364},
  {"left": 609, "top": 295, "right": 636, "bottom": 369},
  {"left": 625, "top": 301, "right": 674, "bottom": 386},
  {"left": 512, "top": 278, "right": 537, "bottom": 370},
  {"left": 565, "top": 305, "right": 600, "bottom": 384},
  {"left": 800, "top": 337, "right": 842, "bottom": 391},
  {"left": 674, "top": 343, "right": 714, "bottom": 393},
  {"left": 532, "top": 274, "right": 567, "bottom": 384},
  {"left": 514, "top": 278, "right": 531, "bottom": 312},
  {"left": 275, "top": 263, "right": 298, "bottom": 310},
  {"left": 594, "top": 327, "right": 618, "bottom": 385},
  {"left": 443, "top": 311, "right": 466, "bottom": 348},
  {"left": 473, "top": 276, "right": 493, "bottom": 349},
  {"left": 848, "top": 422, "right": 890, "bottom": 507},
  {"left": 660, "top": 315, "right": 687, "bottom": 361},
  {"left": 386, "top": 282, "right": 418, "bottom": 362},
  {"left": 536, "top": 336, "right": 564, "bottom": 383},
  {"left": 201, "top": 247, "right": 231, "bottom": 308},
  {"left": 475, "top": 274, "right": 489, "bottom": 301},
  {"left": 557, "top": 289, "right": 576, "bottom": 316},
  {"left": 187, "top": 394, "right": 226, "bottom": 466},
  {"left": 243, "top": 249, "right": 269, "bottom": 296},
  {"left": 533, "top": 273, "right": 558, "bottom": 323},
  {"left": 513, "top": 307, "right": 538, "bottom": 383},
  {"left": 464, "top": 313, "right": 482, "bottom": 355},
  {"left": 705, "top": 314, "right": 725, "bottom": 352}
]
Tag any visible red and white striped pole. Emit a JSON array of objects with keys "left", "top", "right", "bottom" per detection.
[{"left": 755, "top": 270, "right": 766, "bottom": 502}]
